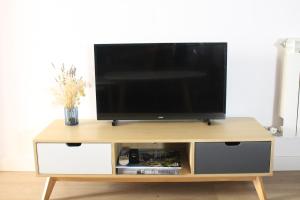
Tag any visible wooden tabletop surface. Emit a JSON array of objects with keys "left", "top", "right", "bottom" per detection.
[{"left": 34, "top": 117, "right": 273, "bottom": 143}]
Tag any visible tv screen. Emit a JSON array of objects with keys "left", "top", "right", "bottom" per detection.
[{"left": 94, "top": 43, "right": 227, "bottom": 120}]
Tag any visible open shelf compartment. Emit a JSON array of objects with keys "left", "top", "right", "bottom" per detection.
[{"left": 113, "top": 142, "right": 192, "bottom": 176}]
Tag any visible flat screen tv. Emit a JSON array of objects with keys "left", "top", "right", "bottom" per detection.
[{"left": 94, "top": 43, "right": 227, "bottom": 122}]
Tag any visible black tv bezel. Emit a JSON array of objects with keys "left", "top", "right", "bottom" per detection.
[{"left": 94, "top": 42, "right": 227, "bottom": 121}]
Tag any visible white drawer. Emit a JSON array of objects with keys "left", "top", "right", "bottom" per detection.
[{"left": 37, "top": 143, "right": 112, "bottom": 174}]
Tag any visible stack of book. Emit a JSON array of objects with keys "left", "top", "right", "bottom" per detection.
[{"left": 116, "top": 149, "right": 182, "bottom": 175}]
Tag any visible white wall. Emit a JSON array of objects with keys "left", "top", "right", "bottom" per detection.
[{"left": 1, "top": 0, "right": 300, "bottom": 170}]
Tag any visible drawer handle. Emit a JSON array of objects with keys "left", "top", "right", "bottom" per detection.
[
  {"left": 225, "top": 142, "right": 241, "bottom": 146},
  {"left": 66, "top": 143, "right": 82, "bottom": 147}
]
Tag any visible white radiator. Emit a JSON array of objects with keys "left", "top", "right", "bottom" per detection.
[{"left": 278, "top": 38, "right": 300, "bottom": 137}]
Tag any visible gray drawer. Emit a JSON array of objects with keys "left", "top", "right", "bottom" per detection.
[{"left": 195, "top": 141, "right": 271, "bottom": 174}]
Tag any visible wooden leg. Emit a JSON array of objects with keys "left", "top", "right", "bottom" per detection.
[
  {"left": 42, "top": 177, "right": 56, "bottom": 200},
  {"left": 253, "top": 176, "right": 267, "bottom": 200}
]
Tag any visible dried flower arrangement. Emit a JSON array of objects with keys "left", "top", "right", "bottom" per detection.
[{"left": 52, "top": 63, "right": 86, "bottom": 109}]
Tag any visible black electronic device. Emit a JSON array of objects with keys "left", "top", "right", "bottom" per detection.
[
  {"left": 129, "top": 149, "right": 139, "bottom": 164},
  {"left": 94, "top": 43, "right": 227, "bottom": 123}
]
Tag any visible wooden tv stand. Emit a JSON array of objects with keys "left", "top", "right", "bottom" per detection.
[{"left": 33, "top": 117, "right": 274, "bottom": 200}]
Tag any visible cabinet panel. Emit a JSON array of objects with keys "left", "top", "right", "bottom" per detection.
[
  {"left": 37, "top": 143, "right": 112, "bottom": 174},
  {"left": 195, "top": 141, "right": 271, "bottom": 174}
]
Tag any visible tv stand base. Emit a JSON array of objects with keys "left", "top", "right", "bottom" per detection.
[
  {"left": 204, "top": 119, "right": 211, "bottom": 125},
  {"left": 34, "top": 118, "right": 273, "bottom": 200},
  {"left": 41, "top": 175, "right": 267, "bottom": 200},
  {"left": 112, "top": 119, "right": 213, "bottom": 126},
  {"left": 112, "top": 120, "right": 118, "bottom": 126}
]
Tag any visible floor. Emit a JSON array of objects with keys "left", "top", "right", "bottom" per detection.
[{"left": 0, "top": 172, "right": 300, "bottom": 200}]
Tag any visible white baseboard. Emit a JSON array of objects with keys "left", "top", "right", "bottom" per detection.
[
  {"left": 274, "top": 156, "right": 300, "bottom": 171},
  {"left": 0, "top": 155, "right": 35, "bottom": 171},
  {"left": 273, "top": 136, "right": 300, "bottom": 170}
]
